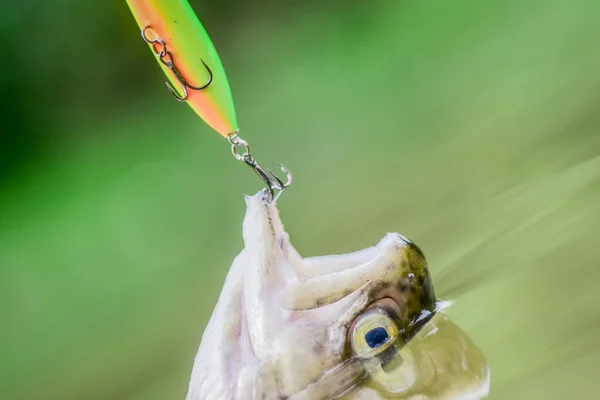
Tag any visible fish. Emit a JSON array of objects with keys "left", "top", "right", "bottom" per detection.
[{"left": 185, "top": 190, "right": 490, "bottom": 399}]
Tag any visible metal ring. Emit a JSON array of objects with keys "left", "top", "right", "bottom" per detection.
[
  {"left": 152, "top": 39, "right": 168, "bottom": 59},
  {"left": 228, "top": 133, "right": 250, "bottom": 161},
  {"left": 159, "top": 50, "right": 174, "bottom": 68},
  {"left": 142, "top": 27, "right": 168, "bottom": 58},
  {"left": 141, "top": 26, "right": 157, "bottom": 44}
]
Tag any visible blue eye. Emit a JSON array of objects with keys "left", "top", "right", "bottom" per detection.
[{"left": 365, "top": 327, "right": 389, "bottom": 348}]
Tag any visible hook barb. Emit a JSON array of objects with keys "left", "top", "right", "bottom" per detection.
[
  {"left": 185, "top": 59, "right": 213, "bottom": 90},
  {"left": 245, "top": 158, "right": 292, "bottom": 202},
  {"left": 267, "top": 164, "right": 292, "bottom": 203}
]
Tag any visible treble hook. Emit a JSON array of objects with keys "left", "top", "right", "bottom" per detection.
[
  {"left": 228, "top": 133, "right": 292, "bottom": 202},
  {"left": 141, "top": 26, "right": 213, "bottom": 102},
  {"left": 247, "top": 160, "right": 293, "bottom": 203},
  {"left": 162, "top": 56, "right": 213, "bottom": 102}
]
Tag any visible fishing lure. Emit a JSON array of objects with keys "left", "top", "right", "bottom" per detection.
[{"left": 126, "top": 0, "right": 291, "bottom": 200}]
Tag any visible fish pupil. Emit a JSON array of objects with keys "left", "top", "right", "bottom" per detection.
[{"left": 365, "top": 327, "right": 389, "bottom": 348}]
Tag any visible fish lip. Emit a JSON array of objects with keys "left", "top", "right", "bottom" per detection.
[
  {"left": 402, "top": 308, "right": 437, "bottom": 343},
  {"left": 397, "top": 233, "right": 412, "bottom": 244}
]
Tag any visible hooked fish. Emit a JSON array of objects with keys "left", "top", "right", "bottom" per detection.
[{"left": 185, "top": 190, "right": 490, "bottom": 399}]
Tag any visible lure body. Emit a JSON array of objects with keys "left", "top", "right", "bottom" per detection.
[{"left": 126, "top": 0, "right": 238, "bottom": 137}]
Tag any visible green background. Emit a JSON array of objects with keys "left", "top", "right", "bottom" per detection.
[{"left": 1, "top": 0, "right": 600, "bottom": 399}]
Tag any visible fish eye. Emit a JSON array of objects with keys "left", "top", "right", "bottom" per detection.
[{"left": 350, "top": 308, "right": 399, "bottom": 359}]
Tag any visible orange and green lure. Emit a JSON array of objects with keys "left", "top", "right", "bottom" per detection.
[
  {"left": 126, "top": 0, "right": 238, "bottom": 137},
  {"left": 126, "top": 0, "right": 291, "bottom": 199}
]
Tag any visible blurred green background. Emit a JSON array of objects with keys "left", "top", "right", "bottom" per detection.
[{"left": 1, "top": 0, "right": 600, "bottom": 399}]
